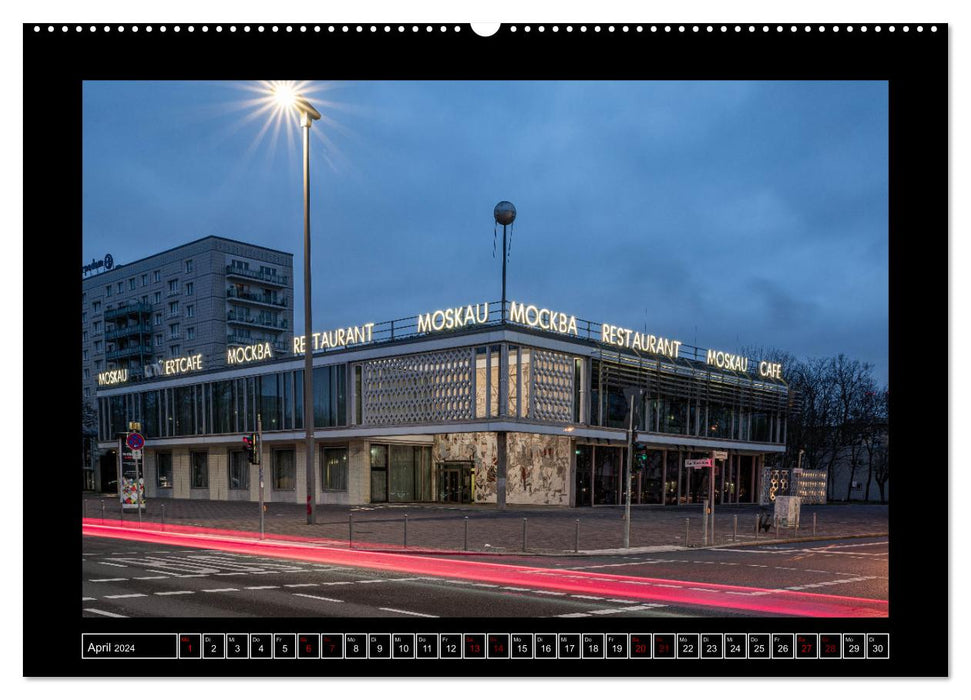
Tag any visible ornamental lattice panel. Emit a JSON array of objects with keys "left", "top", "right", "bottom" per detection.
[
  {"left": 529, "top": 349, "right": 574, "bottom": 422},
  {"left": 362, "top": 348, "right": 474, "bottom": 425}
]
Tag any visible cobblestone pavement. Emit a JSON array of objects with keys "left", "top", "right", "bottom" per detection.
[{"left": 81, "top": 496, "right": 888, "bottom": 555}]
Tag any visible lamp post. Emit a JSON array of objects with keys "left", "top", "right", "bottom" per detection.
[{"left": 275, "top": 85, "right": 322, "bottom": 525}]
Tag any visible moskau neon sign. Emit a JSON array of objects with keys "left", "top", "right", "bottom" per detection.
[
  {"left": 294, "top": 322, "right": 375, "bottom": 354},
  {"left": 227, "top": 342, "right": 273, "bottom": 365},
  {"left": 418, "top": 303, "right": 489, "bottom": 333},
  {"left": 97, "top": 368, "right": 128, "bottom": 386},
  {"left": 706, "top": 349, "right": 783, "bottom": 379}
]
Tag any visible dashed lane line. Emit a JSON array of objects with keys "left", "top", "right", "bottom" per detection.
[
  {"left": 105, "top": 594, "right": 147, "bottom": 599},
  {"left": 378, "top": 607, "right": 438, "bottom": 618},
  {"left": 85, "top": 608, "right": 128, "bottom": 618},
  {"left": 244, "top": 585, "right": 280, "bottom": 590},
  {"left": 154, "top": 591, "right": 194, "bottom": 596},
  {"left": 202, "top": 588, "right": 240, "bottom": 593},
  {"left": 89, "top": 578, "right": 128, "bottom": 582},
  {"left": 292, "top": 593, "right": 344, "bottom": 604}
]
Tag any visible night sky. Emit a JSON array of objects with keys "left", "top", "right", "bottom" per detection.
[{"left": 82, "top": 80, "right": 889, "bottom": 384}]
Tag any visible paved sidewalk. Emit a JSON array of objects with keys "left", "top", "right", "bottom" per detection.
[{"left": 81, "top": 496, "right": 888, "bottom": 555}]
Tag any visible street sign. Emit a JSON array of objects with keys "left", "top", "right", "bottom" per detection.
[
  {"left": 131, "top": 450, "right": 143, "bottom": 460},
  {"left": 685, "top": 458, "right": 713, "bottom": 469},
  {"left": 713, "top": 451, "right": 729, "bottom": 460},
  {"left": 128, "top": 421, "right": 142, "bottom": 432},
  {"left": 126, "top": 432, "right": 145, "bottom": 450}
]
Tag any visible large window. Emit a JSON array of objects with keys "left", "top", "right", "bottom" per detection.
[
  {"left": 229, "top": 451, "right": 249, "bottom": 490},
  {"left": 273, "top": 449, "right": 295, "bottom": 490},
  {"left": 211, "top": 380, "right": 235, "bottom": 434},
  {"left": 370, "top": 444, "right": 388, "bottom": 503},
  {"left": 141, "top": 391, "right": 160, "bottom": 439},
  {"left": 190, "top": 451, "right": 208, "bottom": 489},
  {"left": 156, "top": 452, "right": 172, "bottom": 489},
  {"left": 173, "top": 386, "right": 195, "bottom": 435},
  {"left": 259, "top": 373, "right": 283, "bottom": 431},
  {"left": 321, "top": 447, "right": 348, "bottom": 491}
]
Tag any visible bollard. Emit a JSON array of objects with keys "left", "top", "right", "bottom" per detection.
[
  {"left": 575, "top": 519, "right": 580, "bottom": 553},
  {"left": 702, "top": 510, "right": 708, "bottom": 546},
  {"left": 404, "top": 514, "right": 408, "bottom": 549},
  {"left": 349, "top": 514, "right": 354, "bottom": 548},
  {"left": 733, "top": 514, "right": 738, "bottom": 543},
  {"left": 813, "top": 512, "right": 817, "bottom": 537},
  {"left": 683, "top": 518, "right": 690, "bottom": 548},
  {"left": 464, "top": 516, "right": 469, "bottom": 551},
  {"left": 522, "top": 518, "right": 528, "bottom": 552},
  {"left": 755, "top": 513, "right": 759, "bottom": 541},
  {"left": 101, "top": 499, "right": 105, "bottom": 524}
]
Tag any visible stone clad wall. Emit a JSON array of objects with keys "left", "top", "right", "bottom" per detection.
[{"left": 432, "top": 432, "right": 570, "bottom": 506}]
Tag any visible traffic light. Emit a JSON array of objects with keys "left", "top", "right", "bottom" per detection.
[
  {"left": 634, "top": 442, "right": 648, "bottom": 469},
  {"left": 242, "top": 433, "right": 261, "bottom": 465}
]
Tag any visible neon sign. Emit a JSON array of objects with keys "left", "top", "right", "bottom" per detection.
[
  {"left": 227, "top": 342, "right": 273, "bottom": 365},
  {"left": 509, "top": 301, "right": 579, "bottom": 335},
  {"left": 417, "top": 303, "right": 490, "bottom": 333},
  {"left": 293, "top": 322, "right": 376, "bottom": 354}
]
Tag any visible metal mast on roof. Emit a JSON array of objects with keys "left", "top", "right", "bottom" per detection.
[{"left": 494, "top": 201, "right": 516, "bottom": 321}]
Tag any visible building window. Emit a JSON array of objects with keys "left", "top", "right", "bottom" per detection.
[
  {"left": 83, "top": 368, "right": 90, "bottom": 380},
  {"left": 170, "top": 323, "right": 180, "bottom": 339},
  {"left": 185, "top": 259, "right": 194, "bottom": 273},
  {"left": 82, "top": 331, "right": 88, "bottom": 342},
  {"left": 170, "top": 345, "right": 181, "bottom": 356},
  {"left": 190, "top": 452, "right": 208, "bottom": 488},
  {"left": 93, "top": 320, "right": 101, "bottom": 333},
  {"left": 155, "top": 334, "right": 162, "bottom": 347},
  {"left": 273, "top": 449, "right": 296, "bottom": 490},
  {"left": 95, "top": 360, "right": 102, "bottom": 371},
  {"left": 141, "top": 274, "right": 148, "bottom": 287},
  {"left": 93, "top": 301, "right": 101, "bottom": 313},
  {"left": 321, "top": 447, "right": 348, "bottom": 491},
  {"left": 168, "top": 279, "right": 179, "bottom": 293},
  {"left": 83, "top": 387, "right": 90, "bottom": 398},
  {"left": 186, "top": 327, "right": 195, "bottom": 340},
  {"left": 186, "top": 304, "right": 195, "bottom": 318},
  {"left": 157, "top": 452, "right": 173, "bottom": 489},
  {"left": 153, "top": 270, "right": 161, "bottom": 283},
  {"left": 94, "top": 340, "right": 102, "bottom": 352},
  {"left": 169, "top": 301, "right": 179, "bottom": 316},
  {"left": 154, "top": 312, "right": 162, "bottom": 326},
  {"left": 186, "top": 282, "right": 194, "bottom": 296},
  {"left": 229, "top": 451, "right": 249, "bottom": 490},
  {"left": 129, "top": 278, "right": 136, "bottom": 290},
  {"left": 82, "top": 312, "right": 87, "bottom": 323},
  {"left": 83, "top": 350, "right": 89, "bottom": 361},
  {"left": 117, "top": 282, "right": 124, "bottom": 293},
  {"left": 105, "top": 285, "right": 112, "bottom": 297}
]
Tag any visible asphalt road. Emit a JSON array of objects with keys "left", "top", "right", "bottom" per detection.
[{"left": 81, "top": 535, "right": 887, "bottom": 619}]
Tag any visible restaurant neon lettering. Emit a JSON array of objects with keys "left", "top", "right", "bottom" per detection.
[
  {"left": 601, "top": 324, "right": 682, "bottom": 357},
  {"left": 293, "top": 322, "right": 376, "bottom": 354}
]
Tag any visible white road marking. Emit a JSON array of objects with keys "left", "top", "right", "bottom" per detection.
[
  {"left": 284, "top": 583, "right": 319, "bottom": 588},
  {"left": 133, "top": 576, "right": 168, "bottom": 580},
  {"left": 85, "top": 608, "right": 127, "bottom": 618},
  {"left": 155, "top": 591, "right": 194, "bottom": 596},
  {"left": 105, "top": 594, "right": 147, "bottom": 599},
  {"left": 570, "top": 594, "right": 604, "bottom": 600},
  {"left": 245, "top": 585, "right": 280, "bottom": 590},
  {"left": 100, "top": 562, "right": 128, "bottom": 568},
  {"left": 293, "top": 593, "right": 344, "bottom": 603},
  {"left": 89, "top": 577, "right": 128, "bottom": 582},
  {"left": 202, "top": 588, "right": 239, "bottom": 593},
  {"left": 378, "top": 607, "right": 438, "bottom": 617},
  {"left": 82, "top": 597, "right": 96, "bottom": 601}
]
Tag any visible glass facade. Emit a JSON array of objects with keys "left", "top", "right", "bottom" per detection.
[
  {"left": 190, "top": 452, "right": 208, "bottom": 489},
  {"left": 156, "top": 452, "right": 172, "bottom": 489},
  {"left": 100, "top": 366, "right": 349, "bottom": 441},
  {"left": 273, "top": 449, "right": 295, "bottom": 490},
  {"left": 229, "top": 450, "right": 249, "bottom": 490}
]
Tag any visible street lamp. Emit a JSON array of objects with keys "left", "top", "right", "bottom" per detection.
[{"left": 273, "top": 83, "right": 321, "bottom": 525}]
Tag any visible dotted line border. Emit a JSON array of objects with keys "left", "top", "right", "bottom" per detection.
[{"left": 32, "top": 24, "right": 940, "bottom": 35}]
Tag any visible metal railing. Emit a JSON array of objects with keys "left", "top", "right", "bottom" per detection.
[
  {"left": 226, "top": 287, "right": 288, "bottom": 307},
  {"left": 225, "top": 265, "right": 290, "bottom": 287}
]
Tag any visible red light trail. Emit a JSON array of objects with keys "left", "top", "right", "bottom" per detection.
[{"left": 82, "top": 519, "right": 887, "bottom": 618}]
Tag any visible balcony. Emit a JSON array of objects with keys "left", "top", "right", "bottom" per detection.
[
  {"left": 225, "top": 265, "right": 289, "bottom": 288},
  {"left": 105, "top": 302, "right": 153, "bottom": 321},
  {"left": 106, "top": 344, "right": 153, "bottom": 361},
  {"left": 226, "top": 310, "right": 288, "bottom": 331},
  {"left": 226, "top": 287, "right": 288, "bottom": 308},
  {"left": 227, "top": 335, "right": 290, "bottom": 355},
  {"left": 105, "top": 322, "right": 153, "bottom": 341}
]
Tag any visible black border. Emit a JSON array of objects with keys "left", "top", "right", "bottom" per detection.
[{"left": 24, "top": 22, "right": 946, "bottom": 678}]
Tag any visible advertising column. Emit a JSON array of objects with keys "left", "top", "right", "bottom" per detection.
[{"left": 119, "top": 431, "right": 146, "bottom": 513}]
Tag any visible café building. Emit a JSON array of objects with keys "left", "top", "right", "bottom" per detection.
[{"left": 95, "top": 299, "right": 792, "bottom": 508}]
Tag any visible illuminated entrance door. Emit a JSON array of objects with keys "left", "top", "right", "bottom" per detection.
[{"left": 438, "top": 462, "right": 472, "bottom": 503}]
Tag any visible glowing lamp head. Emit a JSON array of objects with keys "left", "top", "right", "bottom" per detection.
[{"left": 272, "top": 82, "right": 298, "bottom": 109}]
